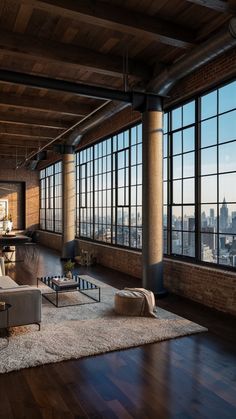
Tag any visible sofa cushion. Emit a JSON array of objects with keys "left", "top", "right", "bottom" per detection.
[{"left": 0, "top": 275, "right": 19, "bottom": 289}]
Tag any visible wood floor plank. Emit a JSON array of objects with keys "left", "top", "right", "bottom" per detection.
[{"left": 1, "top": 244, "right": 236, "bottom": 419}]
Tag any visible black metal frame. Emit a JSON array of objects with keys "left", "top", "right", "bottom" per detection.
[
  {"left": 165, "top": 77, "right": 236, "bottom": 270},
  {"left": 37, "top": 275, "right": 101, "bottom": 308},
  {"left": 39, "top": 161, "right": 62, "bottom": 234},
  {"left": 75, "top": 123, "right": 143, "bottom": 251}
]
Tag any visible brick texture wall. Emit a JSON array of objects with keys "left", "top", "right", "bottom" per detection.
[
  {"left": 166, "top": 48, "right": 236, "bottom": 108},
  {"left": 76, "top": 239, "right": 142, "bottom": 279},
  {"left": 0, "top": 158, "right": 39, "bottom": 230},
  {"left": 164, "top": 259, "right": 236, "bottom": 316},
  {"left": 36, "top": 230, "right": 62, "bottom": 252}
]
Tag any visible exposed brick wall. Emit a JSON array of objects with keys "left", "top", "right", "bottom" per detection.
[
  {"left": 166, "top": 48, "right": 236, "bottom": 108},
  {"left": 164, "top": 259, "right": 236, "bottom": 316},
  {"left": 79, "top": 107, "right": 140, "bottom": 149},
  {"left": 0, "top": 158, "right": 39, "bottom": 230},
  {"left": 36, "top": 230, "right": 62, "bottom": 252},
  {"left": 76, "top": 239, "right": 142, "bottom": 279}
]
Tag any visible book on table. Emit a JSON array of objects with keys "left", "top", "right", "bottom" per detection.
[{"left": 52, "top": 277, "right": 77, "bottom": 287}]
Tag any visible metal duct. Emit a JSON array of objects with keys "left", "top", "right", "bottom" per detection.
[
  {"left": 66, "top": 101, "right": 130, "bottom": 146},
  {"left": 148, "top": 17, "right": 236, "bottom": 95}
]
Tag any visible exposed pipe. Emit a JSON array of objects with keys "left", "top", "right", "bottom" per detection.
[
  {"left": 148, "top": 17, "right": 236, "bottom": 95},
  {"left": 66, "top": 101, "right": 130, "bottom": 146},
  {"left": 19, "top": 100, "right": 112, "bottom": 166}
]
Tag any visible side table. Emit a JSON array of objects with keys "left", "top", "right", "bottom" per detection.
[{"left": 0, "top": 303, "right": 12, "bottom": 350}]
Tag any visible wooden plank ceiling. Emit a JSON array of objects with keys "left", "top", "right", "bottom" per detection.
[{"left": 0, "top": 0, "right": 233, "bottom": 164}]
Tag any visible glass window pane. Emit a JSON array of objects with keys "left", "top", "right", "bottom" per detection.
[
  {"left": 172, "top": 231, "right": 182, "bottom": 254},
  {"left": 163, "top": 134, "right": 168, "bottom": 158},
  {"left": 183, "top": 178, "right": 194, "bottom": 203},
  {"left": 201, "top": 147, "right": 217, "bottom": 175},
  {"left": 201, "top": 233, "right": 217, "bottom": 263},
  {"left": 164, "top": 113, "right": 168, "bottom": 133},
  {"left": 183, "top": 152, "right": 194, "bottom": 178},
  {"left": 219, "top": 173, "right": 236, "bottom": 202},
  {"left": 219, "top": 111, "right": 236, "bottom": 143},
  {"left": 173, "top": 131, "right": 182, "bottom": 155},
  {"left": 201, "top": 175, "right": 217, "bottom": 203},
  {"left": 201, "top": 205, "right": 217, "bottom": 231},
  {"left": 172, "top": 107, "right": 182, "bottom": 130},
  {"left": 183, "top": 101, "right": 195, "bottom": 127},
  {"left": 173, "top": 180, "right": 182, "bottom": 204},
  {"left": 172, "top": 206, "right": 182, "bottom": 230},
  {"left": 201, "top": 90, "right": 217, "bottom": 120},
  {"left": 173, "top": 155, "right": 182, "bottom": 179},
  {"left": 201, "top": 118, "right": 217, "bottom": 148},
  {"left": 183, "top": 127, "right": 194, "bottom": 152},
  {"left": 219, "top": 81, "right": 236, "bottom": 113},
  {"left": 183, "top": 206, "right": 195, "bottom": 231},
  {"left": 163, "top": 182, "right": 168, "bottom": 205},
  {"left": 219, "top": 142, "right": 236, "bottom": 173},
  {"left": 219, "top": 235, "right": 236, "bottom": 266},
  {"left": 163, "top": 206, "right": 167, "bottom": 228},
  {"left": 163, "top": 158, "right": 168, "bottom": 181},
  {"left": 183, "top": 232, "right": 195, "bottom": 257},
  {"left": 164, "top": 229, "right": 168, "bottom": 254}
]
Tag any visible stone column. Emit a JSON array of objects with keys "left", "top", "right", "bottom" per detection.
[
  {"left": 62, "top": 150, "right": 75, "bottom": 259},
  {"left": 142, "top": 97, "right": 166, "bottom": 296}
]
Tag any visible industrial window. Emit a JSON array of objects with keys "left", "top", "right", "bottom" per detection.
[
  {"left": 76, "top": 124, "right": 142, "bottom": 249},
  {"left": 39, "top": 161, "right": 62, "bottom": 233},
  {"left": 165, "top": 79, "right": 236, "bottom": 268}
]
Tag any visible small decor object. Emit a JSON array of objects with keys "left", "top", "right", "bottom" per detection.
[
  {"left": 64, "top": 259, "right": 75, "bottom": 279},
  {"left": 0, "top": 301, "right": 6, "bottom": 311},
  {"left": 3, "top": 214, "right": 13, "bottom": 232}
]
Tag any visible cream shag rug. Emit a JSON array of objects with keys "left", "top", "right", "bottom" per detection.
[{"left": 0, "top": 276, "right": 207, "bottom": 374}]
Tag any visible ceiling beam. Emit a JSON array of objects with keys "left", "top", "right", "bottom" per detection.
[
  {"left": 0, "top": 92, "right": 94, "bottom": 116},
  {"left": 22, "top": 0, "right": 195, "bottom": 48},
  {"left": 0, "top": 123, "right": 63, "bottom": 137},
  {"left": 186, "top": 0, "right": 235, "bottom": 13},
  {"left": 0, "top": 29, "right": 150, "bottom": 80},
  {"left": 0, "top": 141, "right": 52, "bottom": 149},
  {"left": 0, "top": 152, "right": 27, "bottom": 157},
  {"left": 0, "top": 69, "right": 132, "bottom": 102},
  {"left": 0, "top": 133, "right": 51, "bottom": 142},
  {"left": 0, "top": 114, "right": 70, "bottom": 129}
]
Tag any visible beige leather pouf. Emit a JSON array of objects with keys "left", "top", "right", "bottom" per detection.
[{"left": 114, "top": 289, "right": 155, "bottom": 316}]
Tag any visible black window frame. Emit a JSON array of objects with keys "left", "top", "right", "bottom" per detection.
[
  {"left": 75, "top": 123, "right": 142, "bottom": 251},
  {"left": 164, "top": 77, "right": 236, "bottom": 271}
]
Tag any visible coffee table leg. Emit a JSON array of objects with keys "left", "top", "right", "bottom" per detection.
[
  {"left": 56, "top": 291, "right": 58, "bottom": 307},
  {"left": 6, "top": 308, "right": 9, "bottom": 337}
]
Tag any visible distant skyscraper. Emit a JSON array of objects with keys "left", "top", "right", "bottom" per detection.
[
  {"left": 219, "top": 198, "right": 228, "bottom": 232},
  {"left": 188, "top": 217, "right": 195, "bottom": 252},
  {"left": 209, "top": 208, "right": 215, "bottom": 227},
  {"left": 202, "top": 226, "right": 216, "bottom": 250},
  {"left": 232, "top": 211, "right": 236, "bottom": 220},
  {"left": 232, "top": 217, "right": 236, "bottom": 233},
  {"left": 210, "top": 208, "right": 215, "bottom": 218}
]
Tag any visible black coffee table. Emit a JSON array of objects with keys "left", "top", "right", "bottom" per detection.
[{"left": 37, "top": 275, "right": 101, "bottom": 308}]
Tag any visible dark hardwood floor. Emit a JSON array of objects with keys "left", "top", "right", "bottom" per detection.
[{"left": 1, "top": 245, "right": 236, "bottom": 419}]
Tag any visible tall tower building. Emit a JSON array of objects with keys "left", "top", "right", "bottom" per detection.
[{"left": 219, "top": 198, "right": 228, "bottom": 232}]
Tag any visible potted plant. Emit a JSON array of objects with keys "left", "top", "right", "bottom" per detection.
[{"left": 64, "top": 259, "right": 75, "bottom": 279}]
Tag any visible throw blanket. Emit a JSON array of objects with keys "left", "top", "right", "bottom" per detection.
[{"left": 124, "top": 287, "right": 157, "bottom": 318}]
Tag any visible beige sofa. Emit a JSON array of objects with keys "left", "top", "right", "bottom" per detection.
[{"left": 0, "top": 257, "right": 41, "bottom": 330}]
